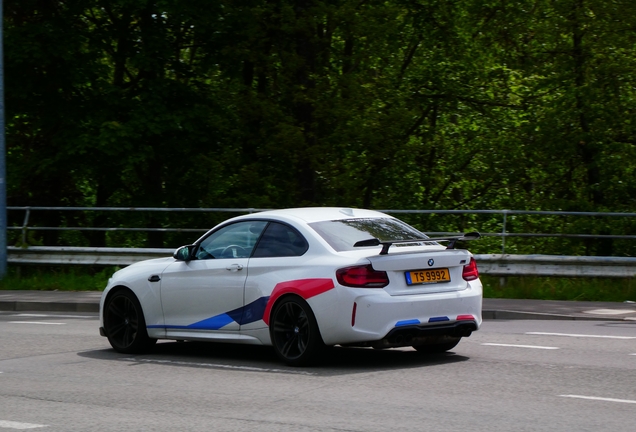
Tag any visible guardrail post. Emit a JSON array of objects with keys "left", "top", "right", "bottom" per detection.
[
  {"left": 0, "top": 0, "right": 6, "bottom": 279},
  {"left": 501, "top": 210, "right": 508, "bottom": 255},
  {"left": 500, "top": 210, "right": 508, "bottom": 287},
  {"left": 21, "top": 208, "right": 31, "bottom": 248}
]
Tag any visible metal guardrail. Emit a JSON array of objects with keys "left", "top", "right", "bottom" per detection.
[
  {"left": 7, "top": 206, "right": 636, "bottom": 254},
  {"left": 7, "top": 246, "right": 174, "bottom": 267},
  {"left": 7, "top": 247, "right": 636, "bottom": 278},
  {"left": 474, "top": 254, "right": 636, "bottom": 278}
]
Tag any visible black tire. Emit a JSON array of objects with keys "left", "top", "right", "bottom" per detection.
[
  {"left": 104, "top": 289, "right": 156, "bottom": 354},
  {"left": 269, "top": 296, "right": 324, "bottom": 366},
  {"left": 412, "top": 337, "right": 461, "bottom": 354}
]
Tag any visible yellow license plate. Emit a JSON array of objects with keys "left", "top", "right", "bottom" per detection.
[{"left": 405, "top": 268, "right": 451, "bottom": 285}]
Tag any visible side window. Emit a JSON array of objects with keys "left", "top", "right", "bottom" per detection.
[
  {"left": 252, "top": 222, "right": 309, "bottom": 258},
  {"left": 196, "top": 221, "right": 267, "bottom": 259}
]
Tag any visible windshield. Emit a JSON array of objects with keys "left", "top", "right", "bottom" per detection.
[{"left": 309, "top": 218, "right": 432, "bottom": 252}]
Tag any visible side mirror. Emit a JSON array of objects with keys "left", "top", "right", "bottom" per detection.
[{"left": 173, "top": 245, "right": 195, "bottom": 261}]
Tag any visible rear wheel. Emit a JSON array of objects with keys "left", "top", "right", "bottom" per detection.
[
  {"left": 104, "top": 290, "right": 156, "bottom": 354},
  {"left": 270, "top": 296, "right": 324, "bottom": 366},
  {"left": 412, "top": 337, "right": 461, "bottom": 354}
]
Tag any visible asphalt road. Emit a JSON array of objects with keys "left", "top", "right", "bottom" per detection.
[{"left": 1, "top": 311, "right": 635, "bottom": 431}]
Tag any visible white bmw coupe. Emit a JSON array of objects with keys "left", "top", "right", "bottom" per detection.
[{"left": 99, "top": 207, "right": 482, "bottom": 365}]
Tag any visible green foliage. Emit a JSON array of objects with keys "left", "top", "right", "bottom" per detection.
[{"left": 5, "top": 0, "right": 636, "bottom": 254}]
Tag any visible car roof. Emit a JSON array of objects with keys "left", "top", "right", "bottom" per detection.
[{"left": 239, "top": 207, "right": 393, "bottom": 224}]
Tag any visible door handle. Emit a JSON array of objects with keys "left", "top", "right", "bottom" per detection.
[{"left": 226, "top": 264, "right": 243, "bottom": 272}]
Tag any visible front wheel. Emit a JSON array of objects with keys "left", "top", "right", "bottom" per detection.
[
  {"left": 269, "top": 296, "right": 324, "bottom": 366},
  {"left": 104, "top": 290, "right": 156, "bottom": 354}
]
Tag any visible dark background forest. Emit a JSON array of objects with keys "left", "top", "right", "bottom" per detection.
[{"left": 4, "top": 0, "right": 636, "bottom": 255}]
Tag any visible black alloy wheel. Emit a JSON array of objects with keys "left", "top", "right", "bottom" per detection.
[
  {"left": 270, "top": 296, "right": 324, "bottom": 366},
  {"left": 104, "top": 290, "right": 156, "bottom": 354}
]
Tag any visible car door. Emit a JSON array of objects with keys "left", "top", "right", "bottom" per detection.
[
  {"left": 159, "top": 221, "right": 267, "bottom": 335},
  {"left": 240, "top": 222, "right": 310, "bottom": 331}
]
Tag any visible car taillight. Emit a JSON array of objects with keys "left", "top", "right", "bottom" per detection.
[
  {"left": 462, "top": 257, "right": 479, "bottom": 281},
  {"left": 336, "top": 264, "right": 389, "bottom": 288}
]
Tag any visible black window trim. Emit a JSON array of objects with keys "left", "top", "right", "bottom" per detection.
[
  {"left": 194, "top": 219, "right": 309, "bottom": 259},
  {"left": 251, "top": 220, "right": 309, "bottom": 258}
]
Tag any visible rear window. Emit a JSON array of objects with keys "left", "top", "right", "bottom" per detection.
[{"left": 309, "top": 218, "right": 432, "bottom": 252}]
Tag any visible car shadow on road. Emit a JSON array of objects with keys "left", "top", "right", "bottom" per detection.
[{"left": 79, "top": 341, "right": 469, "bottom": 377}]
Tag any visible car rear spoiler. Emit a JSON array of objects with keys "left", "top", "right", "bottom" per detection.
[{"left": 354, "top": 232, "right": 481, "bottom": 255}]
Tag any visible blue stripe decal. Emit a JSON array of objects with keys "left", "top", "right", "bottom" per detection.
[
  {"left": 148, "top": 296, "right": 271, "bottom": 330},
  {"left": 227, "top": 296, "right": 270, "bottom": 325},
  {"left": 395, "top": 319, "right": 420, "bottom": 327},
  {"left": 187, "top": 313, "right": 235, "bottom": 330},
  {"left": 148, "top": 313, "right": 234, "bottom": 330},
  {"left": 428, "top": 316, "right": 450, "bottom": 323}
]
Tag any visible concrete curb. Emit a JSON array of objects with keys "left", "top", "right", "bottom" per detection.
[
  {"left": 481, "top": 310, "right": 623, "bottom": 321},
  {"left": 0, "top": 301, "right": 99, "bottom": 313}
]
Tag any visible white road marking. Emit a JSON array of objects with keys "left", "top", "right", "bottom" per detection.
[
  {"left": 582, "top": 308, "right": 636, "bottom": 315},
  {"left": 8, "top": 322, "right": 66, "bottom": 325},
  {"left": 0, "top": 420, "right": 48, "bottom": 429},
  {"left": 482, "top": 343, "right": 559, "bottom": 350},
  {"left": 120, "top": 357, "right": 316, "bottom": 376},
  {"left": 560, "top": 395, "right": 636, "bottom": 405},
  {"left": 526, "top": 332, "right": 636, "bottom": 340}
]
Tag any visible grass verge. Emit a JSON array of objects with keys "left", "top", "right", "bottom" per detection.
[
  {"left": 1, "top": 268, "right": 635, "bottom": 303},
  {"left": 481, "top": 275, "right": 636, "bottom": 302},
  {"left": 0, "top": 267, "right": 115, "bottom": 291}
]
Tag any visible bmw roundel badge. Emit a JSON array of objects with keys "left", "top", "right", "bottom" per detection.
[{"left": 428, "top": 259, "right": 434, "bottom": 267}]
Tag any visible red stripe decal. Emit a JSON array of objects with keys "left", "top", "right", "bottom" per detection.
[{"left": 263, "top": 278, "right": 335, "bottom": 326}]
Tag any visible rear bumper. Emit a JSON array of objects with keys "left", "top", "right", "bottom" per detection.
[
  {"left": 310, "top": 279, "right": 482, "bottom": 346},
  {"left": 368, "top": 320, "right": 477, "bottom": 348}
]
